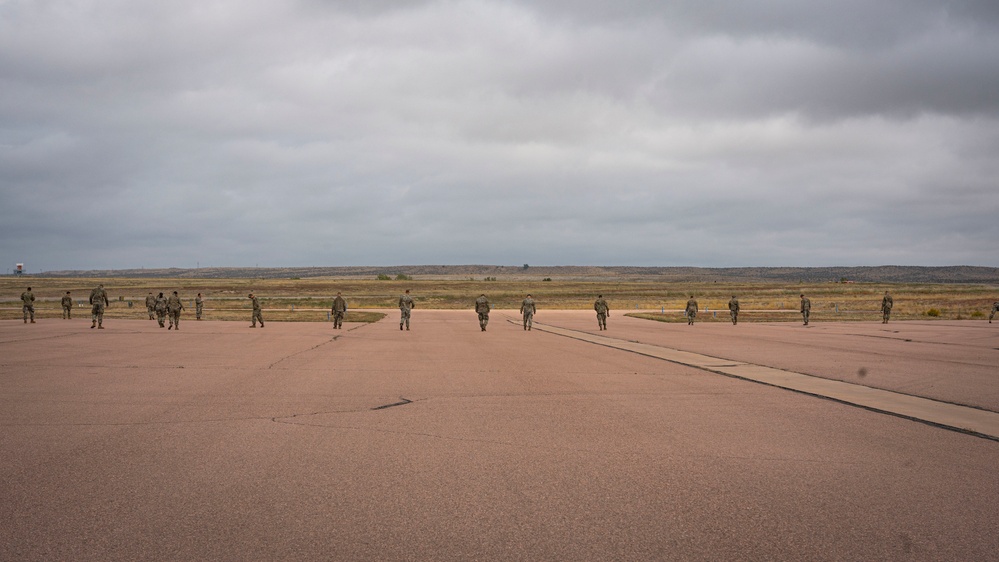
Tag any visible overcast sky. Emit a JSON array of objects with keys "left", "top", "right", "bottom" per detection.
[{"left": 2, "top": 0, "right": 998, "bottom": 272}]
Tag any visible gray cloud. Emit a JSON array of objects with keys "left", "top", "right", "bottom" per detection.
[{"left": 1, "top": 0, "right": 997, "bottom": 272}]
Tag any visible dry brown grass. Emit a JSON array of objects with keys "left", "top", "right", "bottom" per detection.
[{"left": 1, "top": 276, "right": 995, "bottom": 322}]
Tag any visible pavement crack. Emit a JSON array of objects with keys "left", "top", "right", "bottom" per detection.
[
  {"left": 271, "top": 398, "right": 427, "bottom": 426},
  {"left": 0, "top": 332, "right": 91, "bottom": 345},
  {"left": 265, "top": 420, "right": 604, "bottom": 453},
  {"left": 266, "top": 322, "right": 373, "bottom": 369},
  {"left": 267, "top": 337, "right": 337, "bottom": 369},
  {"left": 371, "top": 398, "right": 413, "bottom": 410},
  {"left": 0, "top": 415, "right": 286, "bottom": 427}
]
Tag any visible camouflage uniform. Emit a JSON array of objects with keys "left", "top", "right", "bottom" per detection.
[
  {"left": 881, "top": 292, "right": 893, "bottom": 324},
  {"left": 195, "top": 295, "right": 204, "bottom": 320},
  {"left": 685, "top": 297, "right": 698, "bottom": 325},
  {"left": 593, "top": 297, "right": 609, "bottom": 330},
  {"left": 520, "top": 296, "right": 536, "bottom": 331},
  {"left": 145, "top": 293, "right": 156, "bottom": 320},
  {"left": 250, "top": 294, "right": 264, "bottom": 327},
  {"left": 728, "top": 296, "right": 740, "bottom": 325},
  {"left": 154, "top": 293, "right": 168, "bottom": 328},
  {"left": 89, "top": 285, "right": 109, "bottom": 329},
  {"left": 331, "top": 294, "right": 347, "bottom": 329},
  {"left": 20, "top": 289, "right": 35, "bottom": 323},
  {"left": 475, "top": 295, "right": 490, "bottom": 331},
  {"left": 989, "top": 302, "right": 998, "bottom": 323},
  {"left": 399, "top": 292, "right": 415, "bottom": 330},
  {"left": 167, "top": 292, "right": 184, "bottom": 330},
  {"left": 61, "top": 293, "right": 73, "bottom": 319},
  {"left": 800, "top": 295, "right": 811, "bottom": 325}
]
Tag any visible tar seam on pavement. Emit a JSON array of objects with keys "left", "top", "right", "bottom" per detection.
[
  {"left": 528, "top": 321, "right": 999, "bottom": 442},
  {"left": 370, "top": 398, "right": 413, "bottom": 410},
  {"left": 266, "top": 321, "right": 371, "bottom": 369}
]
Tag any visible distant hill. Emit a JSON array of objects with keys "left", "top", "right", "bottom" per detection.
[{"left": 34, "top": 265, "right": 999, "bottom": 284}]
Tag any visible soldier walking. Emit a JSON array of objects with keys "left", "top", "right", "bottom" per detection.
[
  {"left": 167, "top": 291, "right": 184, "bottom": 330},
  {"left": 728, "top": 295, "right": 740, "bottom": 325},
  {"left": 593, "top": 295, "right": 609, "bottom": 330},
  {"left": 685, "top": 296, "right": 698, "bottom": 325},
  {"left": 145, "top": 292, "right": 156, "bottom": 320},
  {"left": 475, "top": 294, "right": 490, "bottom": 331},
  {"left": 89, "top": 284, "right": 109, "bottom": 329},
  {"left": 800, "top": 293, "right": 811, "bottom": 325},
  {"left": 195, "top": 293, "right": 204, "bottom": 320},
  {"left": 249, "top": 293, "right": 264, "bottom": 328},
  {"left": 331, "top": 292, "right": 347, "bottom": 329},
  {"left": 989, "top": 301, "right": 998, "bottom": 323},
  {"left": 21, "top": 287, "right": 35, "bottom": 323},
  {"left": 880, "top": 291, "right": 894, "bottom": 323},
  {"left": 399, "top": 290, "right": 415, "bottom": 331},
  {"left": 61, "top": 291, "right": 73, "bottom": 319},
  {"left": 520, "top": 294, "right": 536, "bottom": 331},
  {"left": 154, "top": 292, "right": 168, "bottom": 328}
]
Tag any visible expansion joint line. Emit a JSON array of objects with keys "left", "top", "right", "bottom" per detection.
[{"left": 529, "top": 322, "right": 999, "bottom": 442}]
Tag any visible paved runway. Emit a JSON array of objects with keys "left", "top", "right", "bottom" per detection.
[{"left": 2, "top": 312, "right": 998, "bottom": 561}]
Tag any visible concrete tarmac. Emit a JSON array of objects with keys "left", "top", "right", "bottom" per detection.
[
  {"left": 2, "top": 313, "right": 998, "bottom": 561},
  {"left": 539, "top": 310, "right": 999, "bottom": 411}
]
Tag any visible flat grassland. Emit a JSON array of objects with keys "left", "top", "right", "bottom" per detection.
[{"left": 1, "top": 276, "right": 996, "bottom": 323}]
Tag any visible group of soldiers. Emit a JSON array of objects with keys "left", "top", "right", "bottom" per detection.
[
  {"left": 394, "top": 292, "right": 594, "bottom": 331},
  {"left": 399, "top": 291, "right": 875, "bottom": 331},
  {"left": 683, "top": 291, "right": 896, "bottom": 326},
  {"left": 143, "top": 291, "right": 203, "bottom": 330},
  {"left": 16, "top": 286, "right": 999, "bottom": 329},
  {"left": 19, "top": 284, "right": 109, "bottom": 328},
  {"left": 683, "top": 295, "right": 746, "bottom": 326}
]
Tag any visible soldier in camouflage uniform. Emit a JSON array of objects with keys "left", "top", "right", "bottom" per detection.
[
  {"left": 61, "top": 291, "right": 73, "bottom": 319},
  {"left": 249, "top": 293, "right": 264, "bottom": 328},
  {"left": 685, "top": 296, "right": 698, "bottom": 325},
  {"left": 21, "top": 287, "right": 35, "bottom": 323},
  {"left": 195, "top": 293, "right": 204, "bottom": 320},
  {"left": 520, "top": 294, "right": 536, "bottom": 331},
  {"left": 331, "top": 292, "right": 347, "bottom": 329},
  {"left": 881, "top": 291, "right": 893, "bottom": 324},
  {"left": 145, "top": 292, "right": 156, "bottom": 320},
  {"left": 989, "top": 301, "right": 998, "bottom": 323},
  {"left": 593, "top": 295, "right": 609, "bottom": 330},
  {"left": 475, "top": 294, "right": 490, "bottom": 331},
  {"left": 800, "top": 294, "right": 811, "bottom": 325},
  {"left": 399, "top": 290, "right": 415, "bottom": 331},
  {"left": 154, "top": 292, "right": 168, "bottom": 328},
  {"left": 89, "top": 284, "right": 109, "bottom": 329},
  {"left": 728, "top": 296, "right": 740, "bottom": 325},
  {"left": 167, "top": 291, "right": 184, "bottom": 330}
]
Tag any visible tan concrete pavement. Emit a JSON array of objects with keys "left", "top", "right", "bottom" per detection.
[
  {"left": 533, "top": 310, "right": 999, "bottom": 411},
  {"left": 2, "top": 313, "right": 998, "bottom": 561},
  {"left": 526, "top": 314, "right": 999, "bottom": 439}
]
